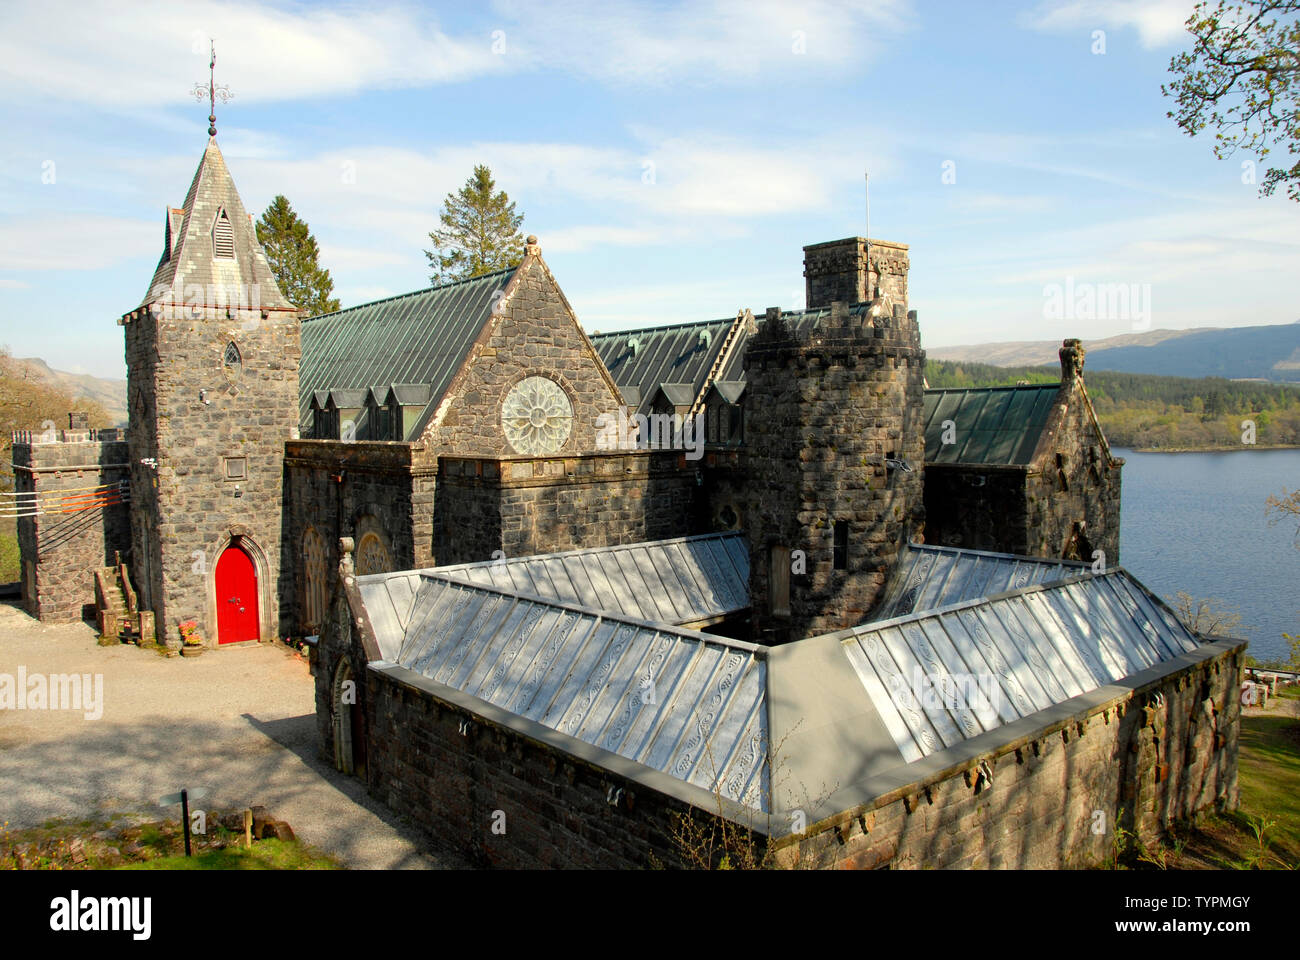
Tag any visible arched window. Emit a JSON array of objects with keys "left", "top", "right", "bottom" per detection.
[
  {"left": 223, "top": 341, "right": 242, "bottom": 380},
  {"left": 301, "top": 526, "right": 328, "bottom": 632},
  {"left": 213, "top": 209, "right": 235, "bottom": 259},
  {"left": 354, "top": 530, "right": 392, "bottom": 576}
]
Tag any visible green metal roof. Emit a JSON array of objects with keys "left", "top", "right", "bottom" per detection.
[
  {"left": 298, "top": 268, "right": 515, "bottom": 440},
  {"left": 591, "top": 317, "right": 736, "bottom": 415},
  {"left": 922, "top": 384, "right": 1059, "bottom": 465}
]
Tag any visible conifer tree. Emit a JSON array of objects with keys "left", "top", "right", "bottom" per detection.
[
  {"left": 255, "top": 195, "right": 341, "bottom": 315},
  {"left": 425, "top": 165, "right": 525, "bottom": 285}
]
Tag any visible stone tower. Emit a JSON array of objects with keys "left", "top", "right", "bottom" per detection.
[
  {"left": 744, "top": 238, "right": 925, "bottom": 642},
  {"left": 118, "top": 137, "right": 301, "bottom": 649}
]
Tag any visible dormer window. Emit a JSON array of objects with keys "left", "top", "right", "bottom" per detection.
[{"left": 213, "top": 209, "right": 235, "bottom": 259}]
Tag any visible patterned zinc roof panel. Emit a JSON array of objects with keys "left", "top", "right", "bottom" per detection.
[
  {"left": 843, "top": 571, "right": 1202, "bottom": 763},
  {"left": 922, "top": 384, "right": 1060, "bottom": 465},
  {"left": 432, "top": 533, "right": 750, "bottom": 626},
  {"left": 298, "top": 267, "right": 515, "bottom": 439},
  {"left": 872, "top": 543, "right": 1090, "bottom": 621},
  {"left": 394, "top": 576, "right": 770, "bottom": 812}
]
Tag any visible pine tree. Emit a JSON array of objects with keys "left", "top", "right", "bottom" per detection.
[
  {"left": 425, "top": 165, "right": 525, "bottom": 285},
  {"left": 255, "top": 195, "right": 341, "bottom": 316}
]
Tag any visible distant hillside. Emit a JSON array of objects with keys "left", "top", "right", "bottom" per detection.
[
  {"left": 12, "top": 358, "right": 126, "bottom": 426},
  {"left": 929, "top": 322, "right": 1300, "bottom": 382}
]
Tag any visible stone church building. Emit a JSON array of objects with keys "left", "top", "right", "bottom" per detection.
[{"left": 11, "top": 135, "right": 1239, "bottom": 869}]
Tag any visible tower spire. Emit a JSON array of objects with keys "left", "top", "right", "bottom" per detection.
[{"left": 190, "top": 40, "right": 233, "bottom": 138}]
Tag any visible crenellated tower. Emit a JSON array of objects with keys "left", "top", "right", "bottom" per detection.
[{"left": 743, "top": 237, "right": 925, "bottom": 641}]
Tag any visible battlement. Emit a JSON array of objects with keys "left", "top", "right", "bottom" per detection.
[
  {"left": 10, "top": 412, "right": 124, "bottom": 447},
  {"left": 11, "top": 427, "right": 124, "bottom": 446},
  {"left": 803, "top": 237, "right": 909, "bottom": 310}
]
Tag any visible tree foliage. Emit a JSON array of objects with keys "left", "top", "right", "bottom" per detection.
[
  {"left": 1163, "top": 0, "right": 1300, "bottom": 200},
  {"left": 1266, "top": 486, "right": 1300, "bottom": 543},
  {"left": 1169, "top": 591, "right": 1245, "bottom": 637},
  {"left": 254, "top": 195, "right": 340, "bottom": 316},
  {"left": 424, "top": 165, "right": 525, "bottom": 286},
  {"left": 0, "top": 348, "right": 113, "bottom": 494}
]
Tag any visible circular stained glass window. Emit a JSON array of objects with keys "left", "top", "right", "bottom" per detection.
[{"left": 501, "top": 376, "right": 573, "bottom": 455}]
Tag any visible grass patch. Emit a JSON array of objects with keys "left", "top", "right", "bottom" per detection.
[
  {"left": 1236, "top": 714, "right": 1300, "bottom": 861},
  {"left": 2, "top": 812, "right": 341, "bottom": 871},
  {"left": 1103, "top": 710, "right": 1300, "bottom": 870},
  {"left": 0, "top": 529, "right": 19, "bottom": 585},
  {"left": 119, "top": 839, "right": 338, "bottom": 870}
]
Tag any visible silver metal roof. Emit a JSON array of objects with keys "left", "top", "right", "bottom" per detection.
[
  {"left": 873, "top": 543, "right": 1089, "bottom": 621},
  {"left": 844, "top": 571, "right": 1203, "bottom": 763},
  {"left": 390, "top": 575, "right": 770, "bottom": 812},
  {"left": 431, "top": 533, "right": 749, "bottom": 628},
  {"left": 347, "top": 535, "right": 1228, "bottom": 833}
]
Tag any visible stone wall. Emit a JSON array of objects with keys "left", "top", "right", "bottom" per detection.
[
  {"left": 1023, "top": 370, "right": 1123, "bottom": 564},
  {"left": 424, "top": 252, "right": 623, "bottom": 458},
  {"left": 776, "top": 642, "right": 1242, "bottom": 869},
  {"left": 283, "top": 439, "right": 426, "bottom": 634},
  {"left": 743, "top": 308, "right": 926, "bottom": 641},
  {"left": 432, "top": 451, "right": 702, "bottom": 566},
  {"left": 12, "top": 439, "right": 131, "bottom": 623},
  {"left": 923, "top": 465, "right": 1030, "bottom": 554},
  {"left": 124, "top": 304, "right": 301, "bottom": 646},
  {"left": 363, "top": 669, "right": 715, "bottom": 868}
]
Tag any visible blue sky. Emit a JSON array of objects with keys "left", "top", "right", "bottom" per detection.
[{"left": 1, "top": 0, "right": 1296, "bottom": 379}]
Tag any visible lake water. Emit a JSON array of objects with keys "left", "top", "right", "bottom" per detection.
[{"left": 1115, "top": 447, "right": 1299, "bottom": 663}]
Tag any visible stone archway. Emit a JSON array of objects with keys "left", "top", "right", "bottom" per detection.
[
  {"left": 205, "top": 526, "right": 274, "bottom": 645},
  {"left": 332, "top": 659, "right": 365, "bottom": 776}
]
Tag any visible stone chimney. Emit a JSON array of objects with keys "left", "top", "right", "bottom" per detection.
[
  {"left": 802, "top": 237, "right": 909, "bottom": 310},
  {"left": 1060, "top": 338, "right": 1085, "bottom": 381}
]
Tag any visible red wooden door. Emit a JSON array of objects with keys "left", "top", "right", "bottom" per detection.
[{"left": 215, "top": 545, "right": 260, "bottom": 644}]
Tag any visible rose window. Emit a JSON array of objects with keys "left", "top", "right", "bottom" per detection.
[{"left": 501, "top": 376, "right": 573, "bottom": 455}]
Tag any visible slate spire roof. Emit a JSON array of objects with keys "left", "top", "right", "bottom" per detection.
[{"left": 135, "top": 137, "right": 295, "bottom": 314}]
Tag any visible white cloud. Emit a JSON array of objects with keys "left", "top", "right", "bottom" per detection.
[
  {"left": 0, "top": 0, "right": 914, "bottom": 110},
  {"left": 0, "top": 215, "right": 157, "bottom": 271},
  {"left": 496, "top": 0, "right": 913, "bottom": 85},
  {"left": 1020, "top": 0, "right": 1195, "bottom": 48},
  {"left": 0, "top": 1, "right": 507, "bottom": 107}
]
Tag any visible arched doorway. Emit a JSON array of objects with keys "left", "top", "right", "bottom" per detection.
[
  {"left": 215, "top": 543, "right": 261, "bottom": 644},
  {"left": 332, "top": 660, "right": 365, "bottom": 776}
]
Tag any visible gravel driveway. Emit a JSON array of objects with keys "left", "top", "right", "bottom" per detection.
[{"left": 0, "top": 602, "right": 462, "bottom": 869}]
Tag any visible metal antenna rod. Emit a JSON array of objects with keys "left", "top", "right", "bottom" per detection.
[{"left": 864, "top": 171, "right": 871, "bottom": 298}]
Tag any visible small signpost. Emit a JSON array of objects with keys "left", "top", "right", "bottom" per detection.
[{"left": 159, "top": 787, "right": 208, "bottom": 857}]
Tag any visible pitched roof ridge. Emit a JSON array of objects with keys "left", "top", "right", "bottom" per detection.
[
  {"left": 924, "top": 382, "right": 1060, "bottom": 393},
  {"left": 304, "top": 266, "right": 517, "bottom": 322},
  {"left": 588, "top": 315, "right": 735, "bottom": 339}
]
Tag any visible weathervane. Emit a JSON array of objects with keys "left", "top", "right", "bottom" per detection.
[{"left": 190, "top": 40, "right": 233, "bottom": 137}]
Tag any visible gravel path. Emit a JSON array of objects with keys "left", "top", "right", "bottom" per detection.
[{"left": 0, "top": 602, "right": 462, "bottom": 869}]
